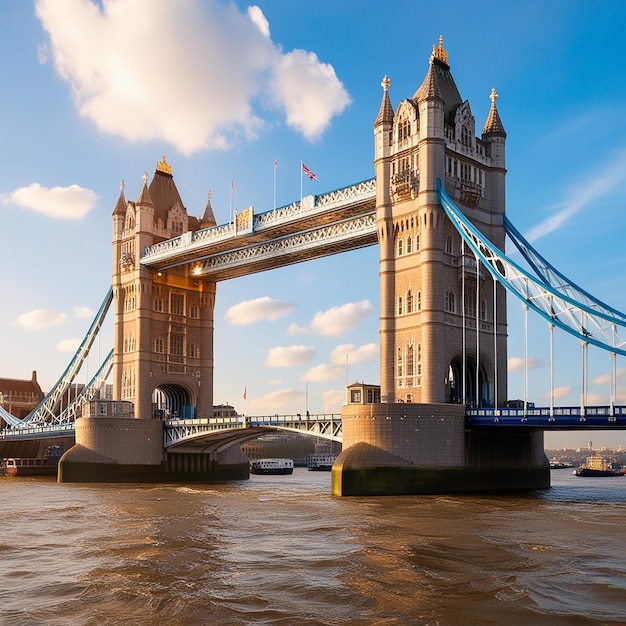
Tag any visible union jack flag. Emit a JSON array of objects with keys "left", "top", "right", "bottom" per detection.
[{"left": 302, "top": 162, "right": 318, "bottom": 182}]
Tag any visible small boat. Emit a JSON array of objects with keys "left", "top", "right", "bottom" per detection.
[
  {"left": 306, "top": 454, "right": 336, "bottom": 471},
  {"left": 0, "top": 456, "right": 59, "bottom": 477},
  {"left": 249, "top": 458, "right": 294, "bottom": 475},
  {"left": 573, "top": 455, "right": 624, "bottom": 478}
]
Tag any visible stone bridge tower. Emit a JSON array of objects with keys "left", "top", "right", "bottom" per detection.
[
  {"left": 376, "top": 36, "right": 508, "bottom": 408},
  {"left": 334, "top": 38, "right": 549, "bottom": 496},
  {"left": 112, "top": 156, "right": 217, "bottom": 421}
]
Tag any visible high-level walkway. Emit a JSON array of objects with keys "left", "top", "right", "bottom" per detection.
[{"left": 2, "top": 178, "right": 626, "bottom": 448}]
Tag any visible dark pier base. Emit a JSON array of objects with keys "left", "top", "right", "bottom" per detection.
[
  {"left": 333, "top": 404, "right": 550, "bottom": 496},
  {"left": 332, "top": 446, "right": 550, "bottom": 496},
  {"left": 58, "top": 446, "right": 250, "bottom": 483}
]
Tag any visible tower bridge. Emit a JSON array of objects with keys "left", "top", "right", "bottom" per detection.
[{"left": 3, "top": 38, "right": 626, "bottom": 493}]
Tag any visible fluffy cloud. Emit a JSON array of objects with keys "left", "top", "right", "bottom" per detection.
[
  {"left": 15, "top": 309, "right": 67, "bottom": 330},
  {"left": 330, "top": 343, "right": 378, "bottom": 365},
  {"left": 1, "top": 183, "right": 98, "bottom": 219},
  {"left": 508, "top": 356, "right": 543, "bottom": 372},
  {"left": 308, "top": 300, "right": 373, "bottom": 337},
  {"left": 225, "top": 297, "right": 294, "bottom": 325},
  {"left": 266, "top": 345, "right": 316, "bottom": 367},
  {"left": 322, "top": 388, "right": 344, "bottom": 414},
  {"left": 73, "top": 306, "right": 94, "bottom": 319},
  {"left": 301, "top": 363, "right": 344, "bottom": 382},
  {"left": 57, "top": 338, "right": 80, "bottom": 352},
  {"left": 245, "top": 388, "right": 304, "bottom": 414},
  {"left": 35, "top": 0, "right": 351, "bottom": 155}
]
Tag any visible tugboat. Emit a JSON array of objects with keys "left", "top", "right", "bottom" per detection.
[
  {"left": 249, "top": 458, "right": 294, "bottom": 475},
  {"left": 573, "top": 455, "right": 624, "bottom": 477}
]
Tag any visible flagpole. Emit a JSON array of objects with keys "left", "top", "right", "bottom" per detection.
[
  {"left": 300, "top": 161, "right": 303, "bottom": 204},
  {"left": 273, "top": 160, "right": 277, "bottom": 210},
  {"left": 230, "top": 179, "right": 234, "bottom": 225}
]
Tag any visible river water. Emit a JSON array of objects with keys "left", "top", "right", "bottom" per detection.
[{"left": 1, "top": 469, "right": 625, "bottom": 625}]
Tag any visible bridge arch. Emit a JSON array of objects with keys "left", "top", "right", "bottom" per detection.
[
  {"left": 446, "top": 356, "right": 491, "bottom": 407},
  {"left": 153, "top": 384, "right": 194, "bottom": 420}
]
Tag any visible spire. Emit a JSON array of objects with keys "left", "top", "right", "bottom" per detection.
[
  {"left": 374, "top": 75, "right": 394, "bottom": 126},
  {"left": 112, "top": 179, "right": 127, "bottom": 216},
  {"left": 432, "top": 35, "right": 449, "bottom": 68},
  {"left": 200, "top": 190, "right": 217, "bottom": 228},
  {"left": 136, "top": 171, "right": 155, "bottom": 207},
  {"left": 418, "top": 56, "right": 443, "bottom": 102},
  {"left": 482, "top": 88, "right": 506, "bottom": 137}
]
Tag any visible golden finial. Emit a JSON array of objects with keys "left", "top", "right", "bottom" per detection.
[
  {"left": 120, "top": 179, "right": 125, "bottom": 191},
  {"left": 381, "top": 75, "right": 390, "bottom": 91},
  {"left": 490, "top": 87, "right": 498, "bottom": 105},
  {"left": 156, "top": 154, "right": 172, "bottom": 175},
  {"left": 432, "top": 35, "right": 448, "bottom": 65}
]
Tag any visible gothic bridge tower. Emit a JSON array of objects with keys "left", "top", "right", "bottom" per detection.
[
  {"left": 112, "top": 156, "right": 217, "bottom": 421},
  {"left": 334, "top": 39, "right": 549, "bottom": 496},
  {"left": 376, "top": 36, "right": 508, "bottom": 407}
]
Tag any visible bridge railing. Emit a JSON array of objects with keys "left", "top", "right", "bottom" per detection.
[{"left": 467, "top": 406, "right": 626, "bottom": 428}]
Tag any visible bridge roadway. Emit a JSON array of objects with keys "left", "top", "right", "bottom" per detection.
[
  {"left": 140, "top": 179, "right": 376, "bottom": 280},
  {"left": 3, "top": 408, "right": 625, "bottom": 448}
]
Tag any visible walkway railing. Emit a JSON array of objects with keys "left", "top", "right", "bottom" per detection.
[{"left": 466, "top": 406, "right": 626, "bottom": 428}]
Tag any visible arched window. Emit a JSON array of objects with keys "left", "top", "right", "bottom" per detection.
[
  {"left": 445, "top": 235, "right": 453, "bottom": 254},
  {"left": 398, "top": 296, "right": 403, "bottom": 315},
  {"left": 417, "top": 344, "right": 422, "bottom": 376},
  {"left": 407, "top": 236, "right": 412, "bottom": 254},
  {"left": 398, "top": 238, "right": 404, "bottom": 256},
  {"left": 397, "top": 347, "right": 403, "bottom": 378},
  {"left": 407, "top": 289, "right": 413, "bottom": 313},
  {"left": 416, "top": 234, "right": 420, "bottom": 250},
  {"left": 407, "top": 345, "right": 414, "bottom": 377},
  {"left": 480, "top": 299, "right": 487, "bottom": 321},
  {"left": 417, "top": 291, "right": 422, "bottom": 311}
]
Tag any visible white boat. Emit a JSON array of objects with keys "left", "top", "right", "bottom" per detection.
[
  {"left": 249, "top": 458, "right": 294, "bottom": 475},
  {"left": 306, "top": 454, "right": 336, "bottom": 471}
]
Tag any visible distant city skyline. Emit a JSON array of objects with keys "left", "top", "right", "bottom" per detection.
[{"left": 2, "top": 1, "right": 626, "bottom": 449}]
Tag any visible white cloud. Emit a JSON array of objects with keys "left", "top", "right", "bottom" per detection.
[
  {"left": 322, "top": 388, "right": 344, "bottom": 413},
  {"left": 1, "top": 183, "right": 98, "bottom": 219},
  {"left": 592, "top": 368, "right": 626, "bottom": 386},
  {"left": 245, "top": 388, "right": 303, "bottom": 414},
  {"left": 309, "top": 300, "right": 373, "bottom": 337},
  {"left": 286, "top": 322, "right": 310, "bottom": 335},
  {"left": 225, "top": 296, "right": 294, "bottom": 325},
  {"left": 15, "top": 309, "right": 67, "bottom": 330},
  {"left": 247, "top": 5, "right": 270, "bottom": 38},
  {"left": 301, "top": 363, "right": 344, "bottom": 382},
  {"left": 330, "top": 343, "right": 378, "bottom": 365},
  {"left": 525, "top": 150, "right": 626, "bottom": 243},
  {"left": 270, "top": 49, "right": 351, "bottom": 140},
  {"left": 57, "top": 338, "right": 80, "bottom": 352},
  {"left": 508, "top": 356, "right": 542, "bottom": 372},
  {"left": 266, "top": 345, "right": 315, "bottom": 367},
  {"left": 73, "top": 306, "right": 94, "bottom": 319},
  {"left": 551, "top": 386, "right": 572, "bottom": 400},
  {"left": 35, "top": 0, "right": 350, "bottom": 155}
]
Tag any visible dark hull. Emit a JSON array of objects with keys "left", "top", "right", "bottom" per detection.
[
  {"left": 308, "top": 465, "right": 333, "bottom": 471},
  {"left": 574, "top": 468, "right": 623, "bottom": 477},
  {"left": 250, "top": 467, "right": 293, "bottom": 475},
  {"left": 1, "top": 459, "right": 59, "bottom": 477}
]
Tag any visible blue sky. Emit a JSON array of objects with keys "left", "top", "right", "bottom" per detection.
[{"left": 2, "top": 0, "right": 626, "bottom": 450}]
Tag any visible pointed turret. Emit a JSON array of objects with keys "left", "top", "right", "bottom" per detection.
[
  {"left": 136, "top": 171, "right": 155, "bottom": 208},
  {"left": 149, "top": 155, "right": 186, "bottom": 227},
  {"left": 112, "top": 179, "right": 127, "bottom": 216},
  {"left": 482, "top": 87, "right": 506, "bottom": 137},
  {"left": 374, "top": 75, "right": 394, "bottom": 126},
  {"left": 200, "top": 190, "right": 217, "bottom": 228}
]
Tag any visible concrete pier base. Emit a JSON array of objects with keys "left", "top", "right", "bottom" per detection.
[
  {"left": 58, "top": 416, "right": 249, "bottom": 483},
  {"left": 332, "top": 403, "right": 550, "bottom": 496}
]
